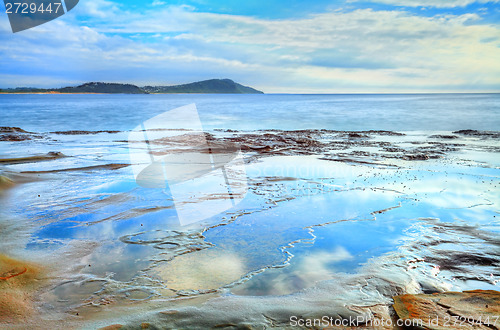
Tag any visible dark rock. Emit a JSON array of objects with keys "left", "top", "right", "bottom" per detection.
[
  {"left": 51, "top": 130, "right": 120, "bottom": 135},
  {"left": 363, "top": 130, "right": 405, "bottom": 136},
  {"left": 425, "top": 252, "right": 498, "bottom": 271},
  {"left": 453, "top": 130, "right": 500, "bottom": 138},
  {"left": 47, "top": 151, "right": 65, "bottom": 157},
  {"left": 347, "top": 132, "right": 369, "bottom": 139},
  {"left": 0, "top": 127, "right": 29, "bottom": 133},
  {"left": 383, "top": 147, "right": 405, "bottom": 153},
  {"left": 429, "top": 134, "right": 459, "bottom": 139},
  {"left": 404, "top": 154, "right": 430, "bottom": 160},
  {"left": 0, "top": 134, "right": 31, "bottom": 141}
]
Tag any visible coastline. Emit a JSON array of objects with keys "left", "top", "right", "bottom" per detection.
[
  {"left": 0, "top": 92, "right": 107, "bottom": 95},
  {"left": 2, "top": 91, "right": 499, "bottom": 95},
  {"left": 0, "top": 79, "right": 264, "bottom": 95}
]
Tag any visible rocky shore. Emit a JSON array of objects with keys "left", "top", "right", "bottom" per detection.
[
  {"left": 2, "top": 126, "right": 499, "bottom": 167},
  {"left": 1, "top": 126, "right": 498, "bottom": 329}
]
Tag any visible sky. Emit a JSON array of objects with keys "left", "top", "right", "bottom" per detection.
[{"left": 0, "top": 0, "right": 499, "bottom": 93}]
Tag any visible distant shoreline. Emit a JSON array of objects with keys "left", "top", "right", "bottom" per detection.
[
  {"left": 0, "top": 92, "right": 103, "bottom": 95},
  {"left": 0, "top": 92, "right": 261, "bottom": 95},
  {"left": 1, "top": 92, "right": 498, "bottom": 95},
  {"left": 0, "top": 79, "right": 264, "bottom": 95}
]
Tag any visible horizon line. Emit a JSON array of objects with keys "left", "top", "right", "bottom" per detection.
[
  {"left": 1, "top": 80, "right": 499, "bottom": 95},
  {"left": 1, "top": 91, "right": 499, "bottom": 95}
]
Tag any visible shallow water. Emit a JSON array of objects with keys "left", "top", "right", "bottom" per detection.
[{"left": 0, "top": 94, "right": 499, "bottom": 328}]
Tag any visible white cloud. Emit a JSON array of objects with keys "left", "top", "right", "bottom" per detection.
[
  {"left": 78, "top": 0, "right": 121, "bottom": 19},
  {"left": 152, "top": 0, "right": 166, "bottom": 6},
  {"left": 360, "top": 0, "right": 500, "bottom": 8},
  {"left": 1, "top": 4, "right": 499, "bottom": 92}
]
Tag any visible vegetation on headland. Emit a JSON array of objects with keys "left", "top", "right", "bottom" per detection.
[
  {"left": 0, "top": 79, "right": 264, "bottom": 94},
  {"left": 142, "top": 79, "right": 263, "bottom": 94},
  {"left": 58, "top": 82, "right": 145, "bottom": 94}
]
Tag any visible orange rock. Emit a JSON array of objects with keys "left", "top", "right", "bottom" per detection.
[
  {"left": 393, "top": 290, "right": 500, "bottom": 329},
  {"left": 0, "top": 254, "right": 43, "bottom": 323},
  {"left": 0, "top": 266, "right": 27, "bottom": 280},
  {"left": 99, "top": 324, "right": 123, "bottom": 330}
]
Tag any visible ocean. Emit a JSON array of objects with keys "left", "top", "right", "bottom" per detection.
[{"left": 1, "top": 93, "right": 499, "bottom": 132}]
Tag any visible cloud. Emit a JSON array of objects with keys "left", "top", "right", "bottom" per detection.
[
  {"left": 0, "top": 3, "right": 499, "bottom": 92},
  {"left": 152, "top": 0, "right": 166, "bottom": 6},
  {"left": 359, "top": 0, "right": 500, "bottom": 8},
  {"left": 78, "top": 0, "right": 122, "bottom": 19}
]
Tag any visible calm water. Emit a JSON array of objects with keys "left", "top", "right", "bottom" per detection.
[{"left": 1, "top": 93, "right": 499, "bottom": 131}]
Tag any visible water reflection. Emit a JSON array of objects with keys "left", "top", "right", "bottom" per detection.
[{"left": 0, "top": 132, "right": 498, "bottom": 321}]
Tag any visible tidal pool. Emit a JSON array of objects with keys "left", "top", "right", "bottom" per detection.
[{"left": 0, "top": 128, "right": 499, "bottom": 328}]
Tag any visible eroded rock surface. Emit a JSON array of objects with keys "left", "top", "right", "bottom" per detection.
[{"left": 393, "top": 290, "right": 500, "bottom": 329}]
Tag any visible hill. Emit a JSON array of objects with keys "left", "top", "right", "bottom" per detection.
[
  {"left": 0, "top": 87, "right": 48, "bottom": 93},
  {"left": 143, "top": 79, "right": 263, "bottom": 94},
  {"left": 0, "top": 79, "right": 263, "bottom": 94},
  {"left": 57, "top": 82, "right": 146, "bottom": 94}
]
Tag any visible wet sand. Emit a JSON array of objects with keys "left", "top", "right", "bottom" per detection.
[{"left": 0, "top": 254, "right": 44, "bottom": 323}]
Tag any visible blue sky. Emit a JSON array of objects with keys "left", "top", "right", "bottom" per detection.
[{"left": 0, "top": 0, "right": 499, "bottom": 92}]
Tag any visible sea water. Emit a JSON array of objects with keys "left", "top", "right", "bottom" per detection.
[{"left": 1, "top": 93, "right": 499, "bottom": 132}]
